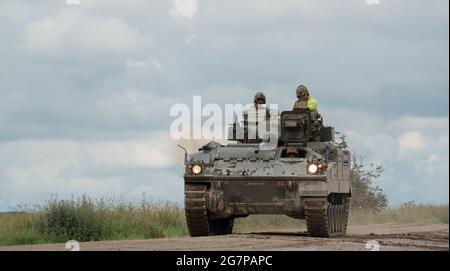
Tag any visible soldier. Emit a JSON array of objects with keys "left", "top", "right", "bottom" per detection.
[
  {"left": 292, "top": 85, "right": 318, "bottom": 115},
  {"left": 253, "top": 91, "right": 266, "bottom": 107},
  {"left": 293, "top": 85, "right": 323, "bottom": 138},
  {"left": 231, "top": 92, "right": 277, "bottom": 143},
  {"left": 253, "top": 91, "right": 278, "bottom": 118},
  {"left": 247, "top": 92, "right": 267, "bottom": 142},
  {"left": 245, "top": 92, "right": 276, "bottom": 143}
]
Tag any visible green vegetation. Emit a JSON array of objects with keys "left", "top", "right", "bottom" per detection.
[
  {"left": 0, "top": 195, "right": 447, "bottom": 247},
  {"left": 0, "top": 213, "right": 46, "bottom": 246},
  {"left": 336, "top": 134, "right": 388, "bottom": 211},
  {"left": 350, "top": 202, "right": 449, "bottom": 225},
  {"left": 0, "top": 195, "right": 188, "bottom": 246}
]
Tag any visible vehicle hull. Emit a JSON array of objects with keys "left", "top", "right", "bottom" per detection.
[{"left": 185, "top": 176, "right": 350, "bottom": 219}]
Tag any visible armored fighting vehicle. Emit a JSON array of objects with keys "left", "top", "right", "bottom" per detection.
[{"left": 180, "top": 109, "right": 351, "bottom": 237}]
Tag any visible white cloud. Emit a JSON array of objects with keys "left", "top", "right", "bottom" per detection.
[
  {"left": 422, "top": 153, "right": 440, "bottom": 174},
  {"left": 0, "top": 1, "right": 33, "bottom": 24},
  {"left": 320, "top": 107, "right": 449, "bottom": 205},
  {"left": 387, "top": 116, "right": 449, "bottom": 133},
  {"left": 23, "top": 11, "right": 146, "bottom": 53},
  {"left": 23, "top": 11, "right": 80, "bottom": 51},
  {"left": 0, "top": 133, "right": 185, "bottom": 210},
  {"left": 97, "top": 88, "right": 174, "bottom": 123},
  {"left": 65, "top": 0, "right": 81, "bottom": 5},
  {"left": 65, "top": 177, "right": 126, "bottom": 196},
  {"left": 85, "top": 136, "right": 175, "bottom": 169},
  {"left": 69, "top": 15, "right": 145, "bottom": 53},
  {"left": 399, "top": 132, "right": 425, "bottom": 151},
  {"left": 395, "top": 129, "right": 448, "bottom": 178},
  {"left": 170, "top": 0, "right": 198, "bottom": 20}
]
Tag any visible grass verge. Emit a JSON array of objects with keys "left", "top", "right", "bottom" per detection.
[{"left": 349, "top": 202, "right": 449, "bottom": 225}]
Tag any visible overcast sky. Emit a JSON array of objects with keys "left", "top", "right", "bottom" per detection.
[{"left": 0, "top": 0, "right": 448, "bottom": 210}]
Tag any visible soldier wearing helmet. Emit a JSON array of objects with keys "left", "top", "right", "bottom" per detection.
[
  {"left": 243, "top": 91, "right": 274, "bottom": 143},
  {"left": 250, "top": 91, "right": 269, "bottom": 118},
  {"left": 254, "top": 91, "right": 266, "bottom": 106},
  {"left": 292, "top": 85, "right": 318, "bottom": 115}
]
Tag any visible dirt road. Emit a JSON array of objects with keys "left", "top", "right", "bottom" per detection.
[{"left": 1, "top": 223, "right": 448, "bottom": 251}]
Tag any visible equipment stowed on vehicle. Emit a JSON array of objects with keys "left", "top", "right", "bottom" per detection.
[{"left": 179, "top": 108, "right": 352, "bottom": 237}]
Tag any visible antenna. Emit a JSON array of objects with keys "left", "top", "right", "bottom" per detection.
[{"left": 177, "top": 144, "right": 188, "bottom": 165}]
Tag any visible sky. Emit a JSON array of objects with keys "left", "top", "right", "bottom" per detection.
[{"left": 0, "top": 0, "right": 448, "bottom": 210}]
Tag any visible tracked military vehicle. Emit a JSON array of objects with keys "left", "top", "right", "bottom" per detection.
[{"left": 181, "top": 108, "right": 351, "bottom": 237}]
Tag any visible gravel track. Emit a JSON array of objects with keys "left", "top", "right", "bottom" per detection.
[{"left": 1, "top": 223, "right": 448, "bottom": 251}]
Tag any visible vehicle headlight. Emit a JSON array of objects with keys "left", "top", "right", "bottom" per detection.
[
  {"left": 192, "top": 164, "right": 203, "bottom": 175},
  {"left": 307, "top": 164, "right": 318, "bottom": 174}
]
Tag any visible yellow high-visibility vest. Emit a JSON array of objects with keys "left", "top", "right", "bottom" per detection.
[
  {"left": 292, "top": 97, "right": 318, "bottom": 111},
  {"left": 307, "top": 97, "right": 317, "bottom": 111}
]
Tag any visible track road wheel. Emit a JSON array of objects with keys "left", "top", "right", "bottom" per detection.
[{"left": 305, "top": 195, "right": 350, "bottom": 237}]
